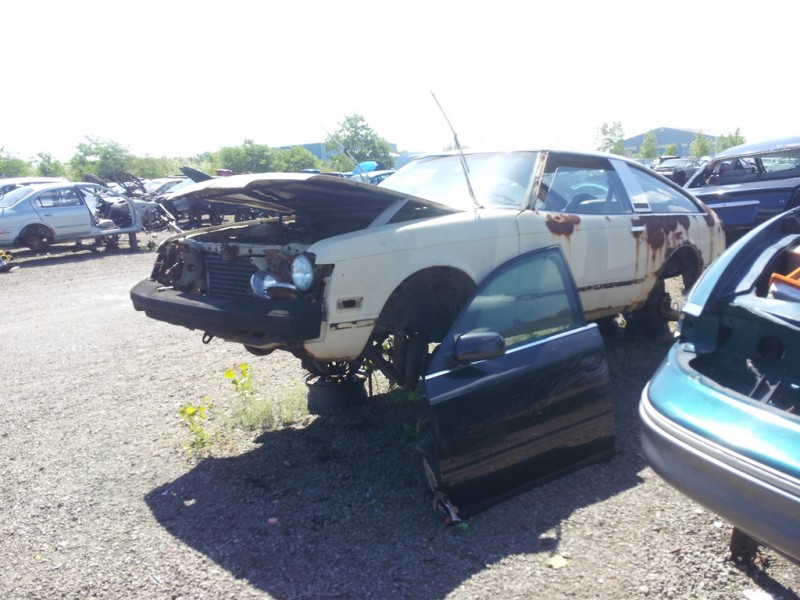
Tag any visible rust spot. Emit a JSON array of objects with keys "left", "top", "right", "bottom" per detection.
[
  {"left": 636, "top": 215, "right": 691, "bottom": 251},
  {"left": 697, "top": 200, "right": 718, "bottom": 227},
  {"left": 546, "top": 213, "right": 581, "bottom": 236}
]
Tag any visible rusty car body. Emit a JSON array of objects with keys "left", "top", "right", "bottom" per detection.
[{"left": 130, "top": 150, "right": 725, "bottom": 391}]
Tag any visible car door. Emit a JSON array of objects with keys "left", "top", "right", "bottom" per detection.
[
  {"left": 519, "top": 152, "right": 642, "bottom": 322},
  {"left": 31, "top": 187, "right": 94, "bottom": 239},
  {"left": 420, "top": 246, "right": 614, "bottom": 518}
]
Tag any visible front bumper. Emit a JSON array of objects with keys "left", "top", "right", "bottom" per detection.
[
  {"left": 130, "top": 279, "right": 322, "bottom": 346},
  {"left": 640, "top": 380, "right": 800, "bottom": 564}
]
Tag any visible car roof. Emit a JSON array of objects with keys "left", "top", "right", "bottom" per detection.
[
  {"left": 0, "top": 176, "right": 67, "bottom": 185},
  {"left": 9, "top": 181, "right": 93, "bottom": 192},
  {"left": 716, "top": 135, "right": 800, "bottom": 158},
  {"left": 411, "top": 148, "right": 636, "bottom": 164}
]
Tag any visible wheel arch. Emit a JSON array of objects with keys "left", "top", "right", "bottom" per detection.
[
  {"left": 376, "top": 266, "right": 477, "bottom": 341},
  {"left": 16, "top": 223, "right": 54, "bottom": 246},
  {"left": 658, "top": 243, "right": 704, "bottom": 290}
]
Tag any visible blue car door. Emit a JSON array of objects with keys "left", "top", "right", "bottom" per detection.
[{"left": 421, "top": 246, "right": 614, "bottom": 518}]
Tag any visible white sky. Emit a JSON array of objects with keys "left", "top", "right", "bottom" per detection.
[{"left": 4, "top": 0, "right": 797, "bottom": 162}]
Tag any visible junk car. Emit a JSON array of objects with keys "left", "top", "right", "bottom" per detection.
[
  {"left": 685, "top": 135, "right": 800, "bottom": 237},
  {"left": 640, "top": 207, "right": 800, "bottom": 564},
  {"left": 130, "top": 149, "right": 725, "bottom": 393},
  {"left": 0, "top": 181, "right": 179, "bottom": 251},
  {"left": 0, "top": 176, "right": 67, "bottom": 195},
  {"left": 653, "top": 157, "right": 701, "bottom": 186}
]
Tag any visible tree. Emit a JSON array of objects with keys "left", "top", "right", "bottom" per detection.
[
  {"left": 0, "top": 148, "right": 32, "bottom": 177},
  {"left": 664, "top": 143, "right": 678, "bottom": 156},
  {"left": 33, "top": 152, "right": 67, "bottom": 177},
  {"left": 324, "top": 114, "right": 394, "bottom": 171},
  {"left": 716, "top": 128, "right": 746, "bottom": 153},
  {"left": 595, "top": 121, "right": 626, "bottom": 155},
  {"left": 271, "top": 146, "right": 321, "bottom": 173},
  {"left": 212, "top": 139, "right": 275, "bottom": 174},
  {"left": 68, "top": 137, "right": 132, "bottom": 180},
  {"left": 639, "top": 131, "right": 658, "bottom": 158},
  {"left": 129, "top": 155, "right": 182, "bottom": 179},
  {"left": 690, "top": 131, "right": 713, "bottom": 158}
]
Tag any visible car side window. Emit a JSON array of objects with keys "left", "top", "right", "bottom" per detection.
[
  {"left": 60, "top": 188, "right": 82, "bottom": 206},
  {"left": 35, "top": 189, "right": 82, "bottom": 209},
  {"left": 453, "top": 248, "right": 582, "bottom": 351},
  {"left": 536, "top": 155, "right": 630, "bottom": 215},
  {"left": 36, "top": 191, "right": 62, "bottom": 208},
  {"left": 628, "top": 166, "right": 703, "bottom": 213}
]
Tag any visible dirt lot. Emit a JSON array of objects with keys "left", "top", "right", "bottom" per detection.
[{"left": 1, "top": 235, "right": 798, "bottom": 599}]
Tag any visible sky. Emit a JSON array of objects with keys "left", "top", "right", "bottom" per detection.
[{"left": 4, "top": 0, "right": 797, "bottom": 163}]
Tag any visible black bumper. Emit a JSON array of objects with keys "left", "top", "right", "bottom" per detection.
[{"left": 130, "top": 279, "right": 322, "bottom": 345}]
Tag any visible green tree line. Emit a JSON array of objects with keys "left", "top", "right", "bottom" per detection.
[
  {"left": 0, "top": 114, "right": 395, "bottom": 180},
  {"left": 595, "top": 122, "right": 747, "bottom": 158}
]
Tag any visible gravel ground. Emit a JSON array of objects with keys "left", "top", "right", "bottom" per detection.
[{"left": 1, "top": 234, "right": 798, "bottom": 600}]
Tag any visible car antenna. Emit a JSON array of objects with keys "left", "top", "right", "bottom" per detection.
[
  {"left": 321, "top": 126, "right": 369, "bottom": 178},
  {"left": 430, "top": 91, "right": 480, "bottom": 208}
]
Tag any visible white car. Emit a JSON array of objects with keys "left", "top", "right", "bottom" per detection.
[{"left": 131, "top": 149, "right": 725, "bottom": 389}]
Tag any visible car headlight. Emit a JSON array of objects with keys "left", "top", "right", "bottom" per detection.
[
  {"left": 291, "top": 254, "right": 315, "bottom": 291},
  {"left": 250, "top": 271, "right": 278, "bottom": 300}
]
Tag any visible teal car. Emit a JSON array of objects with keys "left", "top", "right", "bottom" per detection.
[{"left": 640, "top": 206, "right": 800, "bottom": 564}]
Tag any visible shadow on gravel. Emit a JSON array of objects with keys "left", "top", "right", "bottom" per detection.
[
  {"left": 5, "top": 243, "right": 149, "bottom": 269},
  {"left": 144, "top": 332, "right": 667, "bottom": 600}
]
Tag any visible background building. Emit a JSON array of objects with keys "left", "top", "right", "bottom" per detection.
[
  {"left": 623, "top": 127, "right": 716, "bottom": 156},
  {"left": 281, "top": 142, "right": 398, "bottom": 162}
]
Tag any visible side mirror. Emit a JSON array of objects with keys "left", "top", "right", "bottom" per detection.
[{"left": 454, "top": 331, "right": 506, "bottom": 362}]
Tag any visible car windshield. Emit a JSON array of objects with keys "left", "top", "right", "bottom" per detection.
[
  {"left": 0, "top": 185, "right": 35, "bottom": 208},
  {"left": 381, "top": 152, "right": 538, "bottom": 210},
  {"left": 168, "top": 177, "right": 198, "bottom": 193},
  {"left": 658, "top": 159, "right": 689, "bottom": 168}
]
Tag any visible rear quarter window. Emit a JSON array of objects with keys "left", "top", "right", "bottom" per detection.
[{"left": 629, "top": 166, "right": 703, "bottom": 213}]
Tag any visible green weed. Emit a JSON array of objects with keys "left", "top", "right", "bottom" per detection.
[
  {"left": 178, "top": 397, "right": 214, "bottom": 454},
  {"left": 225, "top": 363, "right": 309, "bottom": 431}
]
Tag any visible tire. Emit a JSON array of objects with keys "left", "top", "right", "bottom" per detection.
[
  {"left": 25, "top": 233, "right": 46, "bottom": 252},
  {"left": 630, "top": 279, "right": 671, "bottom": 337},
  {"left": 102, "top": 235, "right": 120, "bottom": 249},
  {"left": 305, "top": 375, "right": 367, "bottom": 415}
]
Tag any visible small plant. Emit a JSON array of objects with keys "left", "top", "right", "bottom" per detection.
[
  {"left": 225, "top": 363, "right": 308, "bottom": 431},
  {"left": 178, "top": 397, "right": 214, "bottom": 454},
  {"left": 224, "top": 363, "right": 255, "bottom": 397}
]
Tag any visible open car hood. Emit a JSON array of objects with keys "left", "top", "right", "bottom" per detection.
[
  {"left": 179, "top": 166, "right": 214, "bottom": 182},
  {"left": 168, "top": 172, "right": 462, "bottom": 223},
  {"left": 109, "top": 171, "right": 147, "bottom": 195}
]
